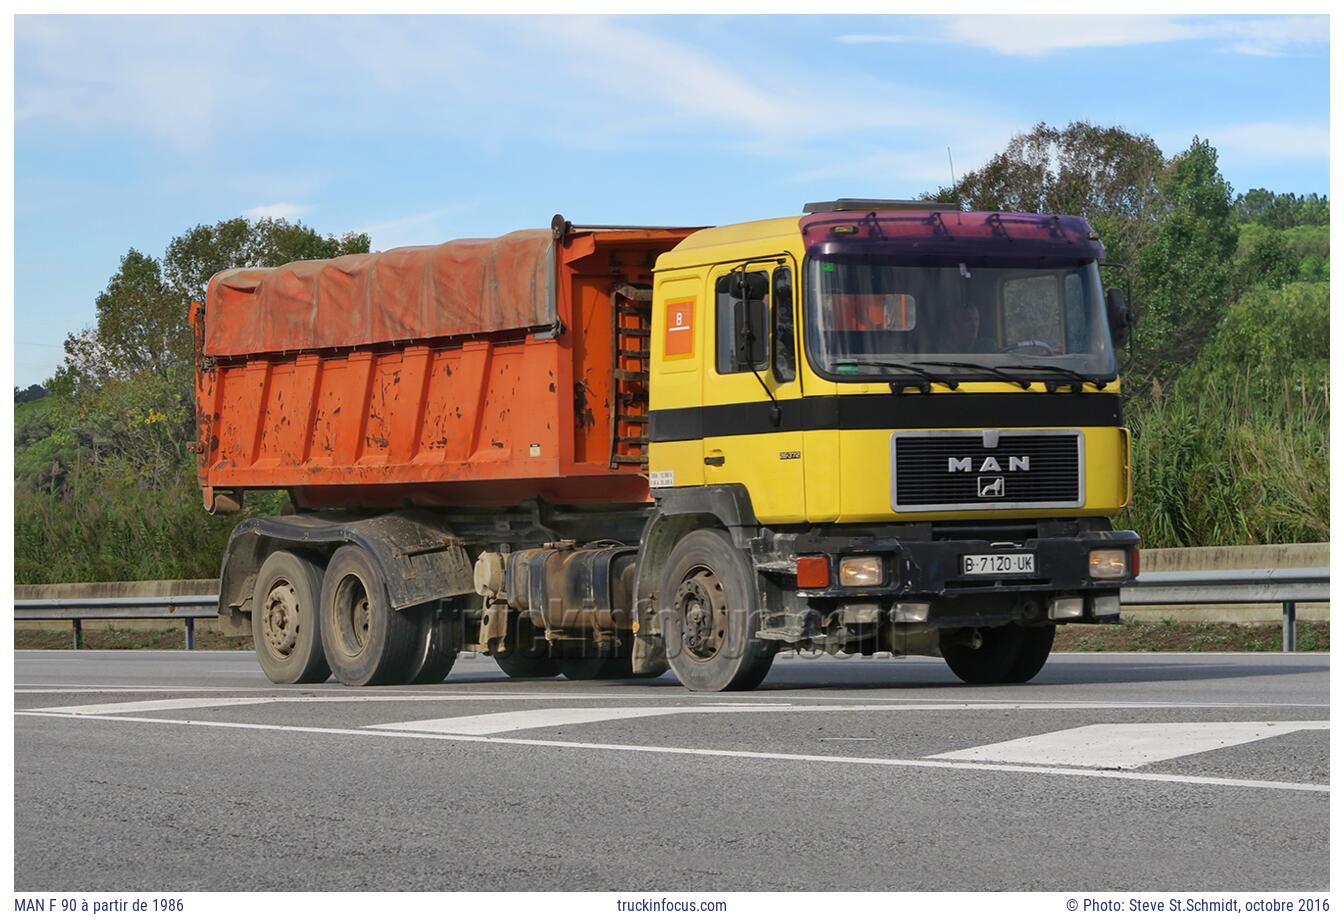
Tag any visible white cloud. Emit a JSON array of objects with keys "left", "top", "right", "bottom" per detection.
[
  {"left": 840, "top": 15, "right": 1326, "bottom": 58},
  {"left": 356, "top": 209, "right": 465, "bottom": 251},
  {"left": 1162, "top": 121, "right": 1330, "bottom": 162},
  {"left": 834, "top": 34, "right": 914, "bottom": 45},
  {"left": 16, "top": 18, "right": 220, "bottom": 148},
  {"left": 242, "top": 202, "right": 308, "bottom": 220}
]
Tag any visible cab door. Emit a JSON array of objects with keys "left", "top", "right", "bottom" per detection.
[{"left": 701, "top": 258, "right": 805, "bottom": 524}]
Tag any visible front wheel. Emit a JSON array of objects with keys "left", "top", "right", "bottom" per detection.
[
  {"left": 657, "top": 529, "right": 776, "bottom": 692},
  {"left": 940, "top": 623, "right": 1055, "bottom": 684}
]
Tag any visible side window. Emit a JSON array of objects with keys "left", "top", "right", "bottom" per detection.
[
  {"left": 715, "top": 271, "right": 768, "bottom": 374},
  {"left": 771, "top": 266, "right": 795, "bottom": 383},
  {"left": 1002, "top": 275, "right": 1064, "bottom": 349}
]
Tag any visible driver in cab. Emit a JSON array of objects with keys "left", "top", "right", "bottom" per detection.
[{"left": 940, "top": 302, "right": 997, "bottom": 353}]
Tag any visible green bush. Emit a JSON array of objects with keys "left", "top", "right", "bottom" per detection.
[{"left": 1119, "top": 378, "right": 1328, "bottom": 547}]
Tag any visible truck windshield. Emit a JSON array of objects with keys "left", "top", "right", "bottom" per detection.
[{"left": 804, "top": 257, "right": 1117, "bottom": 383}]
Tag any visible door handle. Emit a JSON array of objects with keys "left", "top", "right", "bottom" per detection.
[{"left": 704, "top": 456, "right": 725, "bottom": 466}]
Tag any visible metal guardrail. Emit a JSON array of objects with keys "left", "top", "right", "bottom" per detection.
[
  {"left": 1121, "top": 567, "right": 1328, "bottom": 651},
  {"left": 13, "top": 567, "right": 1330, "bottom": 652},
  {"left": 15, "top": 595, "right": 218, "bottom": 650}
]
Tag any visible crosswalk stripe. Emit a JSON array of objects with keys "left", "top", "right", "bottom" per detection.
[{"left": 929, "top": 721, "right": 1330, "bottom": 769}]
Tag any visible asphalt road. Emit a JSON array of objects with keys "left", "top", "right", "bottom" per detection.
[{"left": 14, "top": 650, "right": 1329, "bottom": 892}]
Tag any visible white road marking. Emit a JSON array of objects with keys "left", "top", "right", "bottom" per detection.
[
  {"left": 373, "top": 706, "right": 726, "bottom": 735},
  {"left": 28, "top": 695, "right": 1313, "bottom": 721},
  {"left": 15, "top": 710, "right": 1327, "bottom": 794},
  {"left": 34, "top": 697, "right": 281, "bottom": 715},
  {"left": 931, "top": 721, "right": 1330, "bottom": 769},
  {"left": 25, "top": 693, "right": 700, "bottom": 714}
]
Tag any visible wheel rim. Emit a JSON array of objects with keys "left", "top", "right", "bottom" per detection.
[
  {"left": 673, "top": 566, "right": 728, "bottom": 662},
  {"left": 332, "top": 572, "right": 373, "bottom": 658},
  {"left": 261, "top": 581, "right": 302, "bottom": 661}
]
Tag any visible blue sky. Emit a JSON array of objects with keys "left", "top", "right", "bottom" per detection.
[{"left": 14, "top": 13, "right": 1331, "bottom": 387}]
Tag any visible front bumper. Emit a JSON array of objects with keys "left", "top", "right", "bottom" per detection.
[{"left": 756, "top": 523, "right": 1138, "bottom": 626}]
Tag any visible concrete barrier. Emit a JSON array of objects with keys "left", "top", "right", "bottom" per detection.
[
  {"left": 1129, "top": 544, "right": 1329, "bottom": 624},
  {"left": 13, "top": 580, "right": 222, "bottom": 633}
]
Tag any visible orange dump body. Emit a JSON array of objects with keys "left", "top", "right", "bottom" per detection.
[{"left": 193, "top": 225, "right": 697, "bottom": 512}]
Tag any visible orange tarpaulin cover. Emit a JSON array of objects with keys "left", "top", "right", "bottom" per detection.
[{"left": 205, "top": 229, "right": 555, "bottom": 356}]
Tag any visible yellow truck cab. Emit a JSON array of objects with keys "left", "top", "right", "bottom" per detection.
[{"left": 634, "top": 200, "right": 1138, "bottom": 689}]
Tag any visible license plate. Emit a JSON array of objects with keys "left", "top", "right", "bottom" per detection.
[{"left": 961, "top": 553, "right": 1036, "bottom": 576}]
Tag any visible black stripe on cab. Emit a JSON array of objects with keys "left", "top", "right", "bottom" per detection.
[{"left": 647, "top": 393, "right": 1122, "bottom": 442}]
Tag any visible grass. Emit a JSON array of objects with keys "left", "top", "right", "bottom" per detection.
[
  {"left": 1054, "top": 620, "right": 1328, "bottom": 653},
  {"left": 15, "top": 624, "right": 253, "bottom": 651}
]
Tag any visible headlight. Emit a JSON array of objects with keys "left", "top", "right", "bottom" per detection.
[
  {"left": 839, "top": 555, "right": 884, "bottom": 587},
  {"left": 1089, "top": 549, "right": 1129, "bottom": 579}
]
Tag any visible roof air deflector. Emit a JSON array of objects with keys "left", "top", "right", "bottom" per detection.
[{"left": 802, "top": 199, "right": 958, "bottom": 214}]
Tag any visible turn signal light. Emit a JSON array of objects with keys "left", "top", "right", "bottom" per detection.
[
  {"left": 796, "top": 556, "right": 830, "bottom": 588},
  {"left": 1089, "top": 549, "right": 1129, "bottom": 579}
]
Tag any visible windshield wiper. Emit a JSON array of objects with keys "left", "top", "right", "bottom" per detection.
[
  {"left": 834, "top": 360, "right": 959, "bottom": 393},
  {"left": 998, "top": 363, "right": 1116, "bottom": 392},
  {"left": 916, "top": 360, "right": 1032, "bottom": 390}
]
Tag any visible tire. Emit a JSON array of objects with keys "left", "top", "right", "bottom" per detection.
[
  {"left": 319, "top": 544, "right": 420, "bottom": 686},
  {"left": 557, "top": 647, "right": 635, "bottom": 681},
  {"left": 1004, "top": 624, "right": 1056, "bottom": 683},
  {"left": 493, "top": 613, "right": 561, "bottom": 679},
  {"left": 657, "top": 528, "right": 777, "bottom": 692},
  {"left": 400, "top": 600, "right": 463, "bottom": 684},
  {"left": 252, "top": 551, "right": 331, "bottom": 685},
  {"left": 940, "top": 624, "right": 1053, "bottom": 685}
]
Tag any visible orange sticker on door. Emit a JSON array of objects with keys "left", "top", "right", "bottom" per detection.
[{"left": 664, "top": 299, "right": 695, "bottom": 358}]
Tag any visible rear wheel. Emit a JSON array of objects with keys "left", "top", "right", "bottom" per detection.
[
  {"left": 940, "top": 623, "right": 1054, "bottom": 684},
  {"left": 557, "top": 644, "right": 635, "bottom": 681},
  {"left": 401, "top": 600, "right": 464, "bottom": 684},
  {"left": 658, "top": 529, "right": 776, "bottom": 692},
  {"left": 319, "top": 544, "right": 419, "bottom": 686},
  {"left": 252, "top": 551, "right": 330, "bottom": 684},
  {"left": 493, "top": 613, "right": 561, "bottom": 679}
]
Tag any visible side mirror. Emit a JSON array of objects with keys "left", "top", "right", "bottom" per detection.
[
  {"left": 727, "top": 272, "right": 768, "bottom": 301},
  {"left": 1106, "top": 287, "right": 1133, "bottom": 348},
  {"left": 734, "top": 298, "right": 767, "bottom": 369}
]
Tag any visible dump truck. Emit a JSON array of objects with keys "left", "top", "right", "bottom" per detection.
[{"left": 194, "top": 200, "right": 1139, "bottom": 692}]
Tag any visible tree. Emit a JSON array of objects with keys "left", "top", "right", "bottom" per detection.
[
  {"left": 14, "top": 383, "right": 48, "bottom": 404},
  {"left": 1234, "top": 229, "right": 1298, "bottom": 295},
  {"left": 1233, "top": 189, "right": 1329, "bottom": 229},
  {"left": 69, "top": 249, "right": 189, "bottom": 383},
  {"left": 926, "top": 121, "right": 1167, "bottom": 267},
  {"left": 20, "top": 216, "right": 374, "bottom": 583},
  {"left": 1132, "top": 137, "right": 1238, "bottom": 383},
  {"left": 164, "top": 217, "right": 370, "bottom": 307}
]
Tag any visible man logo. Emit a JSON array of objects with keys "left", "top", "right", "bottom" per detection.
[
  {"left": 977, "top": 476, "right": 1005, "bottom": 498},
  {"left": 948, "top": 456, "right": 1029, "bottom": 473}
]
